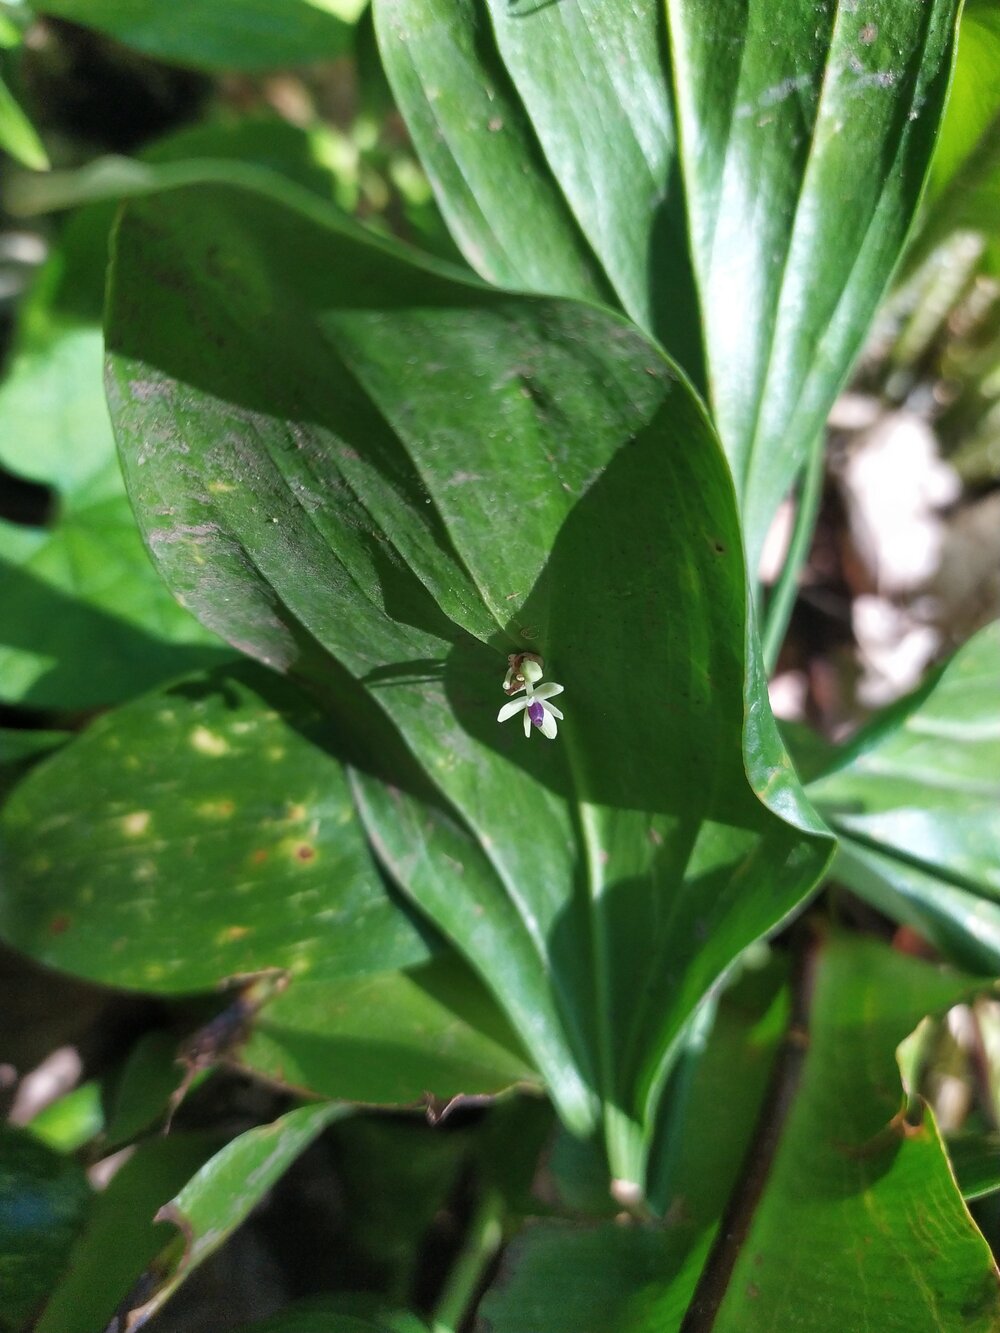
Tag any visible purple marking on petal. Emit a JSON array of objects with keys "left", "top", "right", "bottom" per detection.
[{"left": 528, "top": 700, "right": 545, "bottom": 728}]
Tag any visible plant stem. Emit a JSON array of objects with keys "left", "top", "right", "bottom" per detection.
[
  {"left": 761, "top": 439, "right": 826, "bottom": 676},
  {"left": 432, "top": 1187, "right": 505, "bottom": 1333}
]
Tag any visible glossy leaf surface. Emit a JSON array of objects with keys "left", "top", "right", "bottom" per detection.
[
  {"left": 479, "top": 963, "right": 789, "bottom": 1330},
  {"left": 128, "top": 1102, "right": 348, "bottom": 1326},
  {"left": 378, "top": 0, "right": 959, "bottom": 561},
  {"left": 480, "top": 936, "right": 1000, "bottom": 1330},
  {"left": 914, "top": 1, "right": 1000, "bottom": 269},
  {"left": 666, "top": 0, "right": 961, "bottom": 563},
  {"left": 807, "top": 621, "right": 1000, "bottom": 972},
  {"left": 0, "top": 117, "right": 363, "bottom": 711},
  {"left": 701, "top": 937, "right": 998, "bottom": 1330},
  {"left": 0, "top": 664, "right": 431, "bottom": 991},
  {"left": 237, "top": 956, "right": 538, "bottom": 1105},
  {"left": 33, "top": 0, "right": 364, "bottom": 71},
  {"left": 104, "top": 176, "right": 830, "bottom": 1179},
  {"left": 374, "top": 0, "right": 698, "bottom": 370},
  {"left": 0, "top": 209, "right": 228, "bottom": 709}
]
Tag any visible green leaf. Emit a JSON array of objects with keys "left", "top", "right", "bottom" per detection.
[
  {"left": 697, "top": 936, "right": 999, "bottom": 1330},
  {"left": 126, "top": 1102, "right": 348, "bottom": 1327},
  {"left": 479, "top": 962, "right": 790, "bottom": 1330},
  {"left": 806, "top": 621, "right": 1000, "bottom": 972},
  {"left": 0, "top": 728, "right": 68, "bottom": 803},
  {"left": 0, "top": 215, "right": 230, "bottom": 710},
  {"left": 481, "top": 937, "right": 1000, "bottom": 1330},
  {"left": 0, "top": 1127, "right": 91, "bottom": 1332},
  {"left": 24, "top": 1082, "right": 104, "bottom": 1154},
  {"left": 0, "top": 664, "right": 432, "bottom": 991},
  {"left": 378, "top": 1, "right": 959, "bottom": 560},
  {"left": 0, "top": 71, "right": 48, "bottom": 170},
  {"left": 666, "top": 0, "right": 961, "bottom": 564},
  {"left": 35, "top": 1132, "right": 221, "bottom": 1333},
  {"left": 0, "top": 116, "right": 370, "bottom": 711},
  {"left": 238, "top": 955, "right": 538, "bottom": 1104},
  {"left": 912, "top": 0, "right": 1000, "bottom": 271},
  {"left": 947, "top": 1133, "right": 1000, "bottom": 1204},
  {"left": 32, "top": 0, "right": 365, "bottom": 71},
  {"left": 101, "top": 1029, "right": 191, "bottom": 1149},
  {"left": 232, "top": 1297, "right": 428, "bottom": 1333},
  {"left": 104, "top": 175, "right": 830, "bottom": 1188},
  {"left": 3, "top": 115, "right": 366, "bottom": 219},
  {"left": 374, "top": 0, "right": 702, "bottom": 379},
  {"left": 478, "top": 1222, "right": 678, "bottom": 1333}
]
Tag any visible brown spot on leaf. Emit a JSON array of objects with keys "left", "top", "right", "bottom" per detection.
[
  {"left": 294, "top": 843, "right": 316, "bottom": 863},
  {"left": 49, "top": 914, "right": 71, "bottom": 935}
]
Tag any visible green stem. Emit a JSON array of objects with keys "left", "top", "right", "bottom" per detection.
[
  {"left": 761, "top": 439, "right": 825, "bottom": 676},
  {"left": 432, "top": 1187, "right": 505, "bottom": 1333}
]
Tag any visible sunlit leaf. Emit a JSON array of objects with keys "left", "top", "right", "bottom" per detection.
[
  {"left": 0, "top": 664, "right": 432, "bottom": 991},
  {"left": 33, "top": 0, "right": 364, "bottom": 71},
  {"left": 126, "top": 1102, "right": 348, "bottom": 1327},
  {"left": 479, "top": 936, "right": 1000, "bottom": 1330},
  {"left": 104, "top": 174, "right": 830, "bottom": 1187},
  {"left": 807, "top": 621, "right": 1000, "bottom": 972}
]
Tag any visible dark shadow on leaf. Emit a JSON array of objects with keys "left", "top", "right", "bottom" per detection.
[
  {"left": 443, "top": 405, "right": 760, "bottom": 828},
  {"left": 507, "top": 0, "right": 567, "bottom": 16},
  {"left": 361, "top": 659, "right": 447, "bottom": 688},
  {"left": 0, "top": 557, "right": 234, "bottom": 711}
]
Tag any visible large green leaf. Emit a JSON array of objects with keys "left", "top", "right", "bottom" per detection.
[
  {"left": 806, "top": 621, "right": 1000, "bottom": 973},
  {"left": 0, "top": 1127, "right": 91, "bottom": 1332},
  {"left": 479, "top": 936, "right": 1000, "bottom": 1330},
  {"left": 374, "top": 0, "right": 702, "bottom": 380},
  {"left": 104, "top": 175, "right": 830, "bottom": 1187},
  {"left": 127, "top": 1102, "right": 348, "bottom": 1327},
  {"left": 34, "top": 1133, "right": 219, "bottom": 1333},
  {"left": 666, "top": 0, "right": 961, "bottom": 564},
  {"left": 479, "top": 962, "right": 790, "bottom": 1330},
  {"left": 237, "top": 956, "right": 538, "bottom": 1104},
  {"left": 33, "top": 0, "right": 365, "bottom": 71},
  {"left": 909, "top": 0, "right": 1000, "bottom": 271},
  {"left": 0, "top": 664, "right": 431, "bottom": 990},
  {"left": 0, "top": 214, "right": 229, "bottom": 710},
  {"left": 377, "top": 0, "right": 959, "bottom": 563},
  {"left": 0, "top": 117, "right": 371, "bottom": 711},
  {"left": 699, "top": 936, "right": 998, "bottom": 1330}
]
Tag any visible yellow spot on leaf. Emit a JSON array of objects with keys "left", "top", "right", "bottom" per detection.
[
  {"left": 216, "top": 925, "right": 251, "bottom": 944},
  {"left": 197, "top": 799, "right": 236, "bottom": 819},
  {"left": 286, "top": 803, "right": 307, "bottom": 822},
  {"left": 191, "top": 726, "right": 229, "bottom": 757},
  {"left": 121, "top": 811, "right": 151, "bottom": 837}
]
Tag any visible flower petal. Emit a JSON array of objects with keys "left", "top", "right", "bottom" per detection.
[
  {"left": 533, "top": 682, "right": 564, "bottom": 700},
  {"left": 498, "top": 698, "right": 527, "bottom": 723},
  {"left": 545, "top": 703, "right": 564, "bottom": 720},
  {"left": 539, "top": 709, "right": 558, "bottom": 739},
  {"left": 523, "top": 708, "right": 532, "bottom": 738}
]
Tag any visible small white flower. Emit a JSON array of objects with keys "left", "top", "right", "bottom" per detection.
[{"left": 497, "top": 680, "right": 564, "bottom": 739}]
